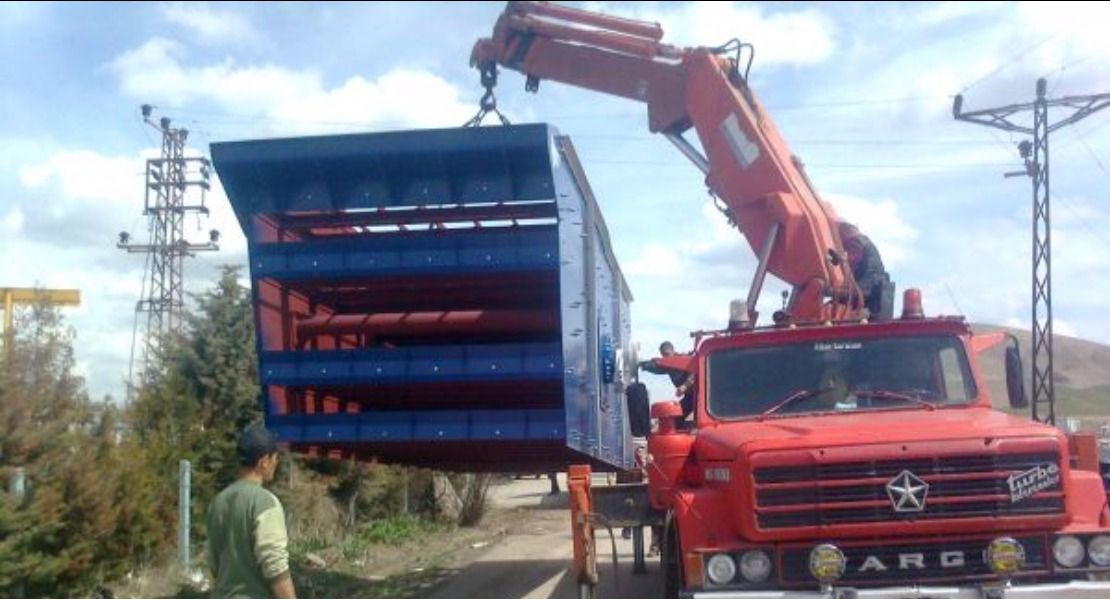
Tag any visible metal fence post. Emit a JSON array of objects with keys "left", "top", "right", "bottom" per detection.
[
  {"left": 9, "top": 467, "right": 26, "bottom": 598},
  {"left": 8, "top": 467, "right": 25, "bottom": 504},
  {"left": 179, "top": 460, "right": 191, "bottom": 573}
]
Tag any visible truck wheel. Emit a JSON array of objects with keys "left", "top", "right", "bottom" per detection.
[{"left": 662, "top": 516, "right": 682, "bottom": 598}]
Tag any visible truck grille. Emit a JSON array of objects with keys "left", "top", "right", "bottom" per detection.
[
  {"left": 754, "top": 452, "right": 1063, "bottom": 529},
  {"left": 779, "top": 535, "right": 1048, "bottom": 585}
]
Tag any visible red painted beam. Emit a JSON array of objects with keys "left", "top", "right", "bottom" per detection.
[{"left": 296, "top": 309, "right": 557, "bottom": 341}]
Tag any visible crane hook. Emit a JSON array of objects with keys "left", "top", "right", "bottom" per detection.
[{"left": 464, "top": 62, "right": 512, "bottom": 127}]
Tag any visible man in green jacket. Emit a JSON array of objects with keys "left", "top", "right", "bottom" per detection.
[{"left": 206, "top": 424, "right": 296, "bottom": 599}]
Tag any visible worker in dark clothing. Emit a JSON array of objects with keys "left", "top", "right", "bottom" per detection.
[
  {"left": 638, "top": 341, "right": 694, "bottom": 557},
  {"left": 638, "top": 341, "right": 695, "bottom": 419},
  {"left": 839, "top": 222, "right": 890, "bottom": 318}
]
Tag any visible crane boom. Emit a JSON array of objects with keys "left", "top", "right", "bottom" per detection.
[{"left": 473, "top": 1, "right": 865, "bottom": 321}]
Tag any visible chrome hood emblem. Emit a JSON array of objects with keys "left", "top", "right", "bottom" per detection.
[{"left": 886, "top": 470, "right": 929, "bottom": 512}]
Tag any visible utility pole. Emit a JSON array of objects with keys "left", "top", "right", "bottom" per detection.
[
  {"left": 118, "top": 105, "right": 219, "bottom": 395},
  {"left": 954, "top": 79, "right": 1110, "bottom": 425}
]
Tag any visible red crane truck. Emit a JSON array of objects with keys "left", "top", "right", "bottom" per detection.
[{"left": 472, "top": 2, "right": 1110, "bottom": 598}]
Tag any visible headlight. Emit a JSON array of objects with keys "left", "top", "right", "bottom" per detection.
[
  {"left": 1089, "top": 535, "right": 1110, "bottom": 567},
  {"left": 706, "top": 553, "right": 737, "bottom": 585},
  {"left": 986, "top": 537, "right": 1026, "bottom": 575},
  {"left": 740, "top": 550, "right": 772, "bottom": 583},
  {"left": 809, "top": 544, "right": 846, "bottom": 584},
  {"left": 1053, "top": 536, "right": 1085, "bottom": 568}
]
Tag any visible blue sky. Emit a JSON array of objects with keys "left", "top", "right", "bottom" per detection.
[{"left": 2, "top": 1, "right": 1109, "bottom": 403}]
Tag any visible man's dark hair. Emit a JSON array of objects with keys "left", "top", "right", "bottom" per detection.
[
  {"left": 237, "top": 423, "right": 279, "bottom": 467},
  {"left": 659, "top": 341, "right": 674, "bottom": 354}
]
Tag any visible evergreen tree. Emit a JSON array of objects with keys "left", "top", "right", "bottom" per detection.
[
  {"left": 0, "top": 301, "right": 152, "bottom": 596},
  {"left": 128, "top": 266, "right": 263, "bottom": 544}
]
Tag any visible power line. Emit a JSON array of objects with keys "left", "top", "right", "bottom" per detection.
[
  {"left": 118, "top": 105, "right": 220, "bottom": 388},
  {"left": 1054, "top": 194, "right": 1110, "bottom": 250},
  {"left": 572, "top": 133, "right": 1001, "bottom": 147},
  {"left": 954, "top": 77, "right": 1110, "bottom": 426},
  {"left": 586, "top": 157, "right": 1016, "bottom": 169},
  {"left": 959, "top": 33, "right": 1059, "bottom": 94}
]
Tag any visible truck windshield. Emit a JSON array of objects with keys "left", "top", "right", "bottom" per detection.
[{"left": 707, "top": 335, "right": 978, "bottom": 419}]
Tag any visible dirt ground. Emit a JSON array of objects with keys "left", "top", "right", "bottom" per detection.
[{"left": 420, "top": 474, "right": 662, "bottom": 599}]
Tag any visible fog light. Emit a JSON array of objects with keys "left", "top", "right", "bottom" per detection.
[
  {"left": 1089, "top": 535, "right": 1110, "bottom": 567},
  {"left": 706, "top": 553, "right": 737, "bottom": 585},
  {"left": 740, "top": 550, "right": 772, "bottom": 582},
  {"left": 809, "top": 544, "right": 846, "bottom": 584},
  {"left": 1053, "top": 535, "right": 1085, "bottom": 568},
  {"left": 986, "top": 537, "right": 1025, "bottom": 575}
]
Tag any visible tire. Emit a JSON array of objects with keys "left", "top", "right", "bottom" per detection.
[
  {"left": 662, "top": 514, "right": 683, "bottom": 599},
  {"left": 626, "top": 382, "right": 651, "bottom": 438}
]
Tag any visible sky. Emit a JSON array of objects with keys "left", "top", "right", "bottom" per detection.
[{"left": 2, "top": 1, "right": 1109, "bottom": 403}]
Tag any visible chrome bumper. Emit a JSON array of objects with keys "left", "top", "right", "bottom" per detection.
[{"left": 690, "top": 579, "right": 1110, "bottom": 599}]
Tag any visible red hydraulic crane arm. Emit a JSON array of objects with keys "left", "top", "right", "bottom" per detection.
[{"left": 473, "top": 1, "right": 863, "bottom": 321}]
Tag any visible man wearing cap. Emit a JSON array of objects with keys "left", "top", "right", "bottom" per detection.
[{"left": 206, "top": 424, "right": 295, "bottom": 599}]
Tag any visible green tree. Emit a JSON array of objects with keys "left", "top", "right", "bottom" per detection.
[
  {"left": 0, "top": 301, "right": 149, "bottom": 596},
  {"left": 128, "top": 266, "right": 263, "bottom": 545}
]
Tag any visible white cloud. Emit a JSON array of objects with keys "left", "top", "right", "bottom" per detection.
[
  {"left": 19, "top": 149, "right": 143, "bottom": 205},
  {"left": 916, "top": 2, "right": 1006, "bottom": 26},
  {"left": 109, "top": 38, "right": 475, "bottom": 135},
  {"left": 592, "top": 2, "right": 836, "bottom": 68},
  {"left": 1055, "top": 319, "right": 1078, "bottom": 338},
  {"left": 624, "top": 243, "right": 683, "bottom": 278},
  {"left": 1, "top": 207, "right": 23, "bottom": 235},
  {"left": 161, "top": 3, "right": 263, "bottom": 47},
  {"left": 825, "top": 193, "right": 918, "bottom": 267}
]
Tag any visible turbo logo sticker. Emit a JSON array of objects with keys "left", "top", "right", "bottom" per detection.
[{"left": 1007, "top": 463, "right": 1060, "bottom": 503}]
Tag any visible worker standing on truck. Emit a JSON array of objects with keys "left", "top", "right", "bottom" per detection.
[
  {"left": 639, "top": 341, "right": 695, "bottom": 419},
  {"left": 206, "top": 424, "right": 296, "bottom": 599},
  {"left": 839, "top": 222, "right": 890, "bottom": 317},
  {"left": 638, "top": 342, "right": 695, "bottom": 555}
]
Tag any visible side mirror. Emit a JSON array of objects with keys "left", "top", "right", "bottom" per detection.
[
  {"left": 626, "top": 382, "right": 651, "bottom": 438},
  {"left": 1005, "top": 341, "right": 1028, "bottom": 410},
  {"left": 651, "top": 400, "right": 684, "bottom": 435}
]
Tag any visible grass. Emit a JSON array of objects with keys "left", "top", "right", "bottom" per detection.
[
  {"left": 361, "top": 515, "right": 449, "bottom": 545},
  {"left": 288, "top": 514, "right": 457, "bottom": 599}
]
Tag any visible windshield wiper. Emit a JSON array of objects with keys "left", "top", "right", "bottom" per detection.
[
  {"left": 759, "top": 387, "right": 830, "bottom": 419},
  {"left": 851, "top": 389, "right": 937, "bottom": 411}
]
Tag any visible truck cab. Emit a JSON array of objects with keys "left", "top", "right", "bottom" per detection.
[{"left": 645, "top": 311, "right": 1110, "bottom": 598}]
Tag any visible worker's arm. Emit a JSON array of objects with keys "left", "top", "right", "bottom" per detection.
[
  {"left": 204, "top": 506, "right": 221, "bottom": 579},
  {"left": 675, "top": 373, "right": 696, "bottom": 396},
  {"left": 255, "top": 503, "right": 295, "bottom": 599},
  {"left": 638, "top": 359, "right": 667, "bottom": 375},
  {"left": 270, "top": 572, "right": 296, "bottom": 600}
]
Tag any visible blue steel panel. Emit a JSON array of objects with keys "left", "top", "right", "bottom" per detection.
[
  {"left": 470, "top": 410, "right": 527, "bottom": 440},
  {"left": 268, "top": 414, "right": 309, "bottom": 442},
  {"left": 527, "top": 409, "right": 566, "bottom": 440},
  {"left": 211, "top": 125, "right": 558, "bottom": 225},
  {"left": 363, "top": 412, "right": 414, "bottom": 441},
  {"left": 352, "top": 354, "right": 407, "bottom": 379},
  {"left": 415, "top": 412, "right": 469, "bottom": 441},
  {"left": 216, "top": 124, "right": 634, "bottom": 470},
  {"left": 551, "top": 135, "right": 636, "bottom": 470},
  {"left": 259, "top": 343, "right": 564, "bottom": 386},
  {"left": 409, "top": 346, "right": 465, "bottom": 378},
  {"left": 305, "top": 415, "right": 359, "bottom": 443},
  {"left": 250, "top": 227, "right": 559, "bottom": 279},
  {"left": 267, "top": 409, "right": 567, "bottom": 443},
  {"left": 465, "top": 345, "right": 523, "bottom": 375}
]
